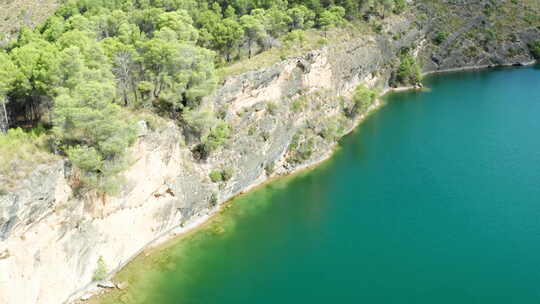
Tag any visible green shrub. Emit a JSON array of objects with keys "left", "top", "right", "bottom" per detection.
[
  {"left": 53, "top": 81, "right": 137, "bottom": 194},
  {"left": 92, "top": 256, "right": 108, "bottom": 281},
  {"left": 221, "top": 168, "right": 234, "bottom": 181},
  {"left": 266, "top": 101, "right": 278, "bottom": 115},
  {"left": 209, "top": 170, "right": 223, "bottom": 182},
  {"left": 349, "top": 85, "right": 377, "bottom": 117},
  {"left": 320, "top": 117, "right": 344, "bottom": 140},
  {"left": 531, "top": 41, "right": 540, "bottom": 59},
  {"left": 182, "top": 108, "right": 216, "bottom": 135},
  {"left": 393, "top": 0, "right": 408, "bottom": 14},
  {"left": 287, "top": 135, "right": 315, "bottom": 164},
  {"left": 66, "top": 146, "right": 103, "bottom": 172},
  {"left": 396, "top": 55, "right": 422, "bottom": 86},
  {"left": 433, "top": 31, "right": 448, "bottom": 45},
  {"left": 209, "top": 168, "right": 234, "bottom": 183},
  {"left": 202, "top": 121, "right": 231, "bottom": 154}
]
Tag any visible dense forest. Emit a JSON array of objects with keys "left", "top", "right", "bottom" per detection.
[{"left": 0, "top": 0, "right": 409, "bottom": 193}]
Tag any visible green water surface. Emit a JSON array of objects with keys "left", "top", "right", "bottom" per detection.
[{"left": 101, "top": 66, "right": 540, "bottom": 304}]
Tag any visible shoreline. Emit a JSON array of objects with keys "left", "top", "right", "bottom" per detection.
[
  {"left": 76, "top": 60, "right": 537, "bottom": 303},
  {"left": 78, "top": 90, "right": 387, "bottom": 304},
  {"left": 424, "top": 60, "right": 537, "bottom": 76}
]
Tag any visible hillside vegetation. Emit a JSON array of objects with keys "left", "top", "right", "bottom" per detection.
[
  {"left": 0, "top": 0, "right": 409, "bottom": 194},
  {"left": 0, "top": 0, "right": 539, "bottom": 195}
]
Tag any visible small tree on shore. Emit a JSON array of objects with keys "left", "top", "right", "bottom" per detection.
[
  {"left": 349, "top": 84, "right": 377, "bottom": 117},
  {"left": 531, "top": 41, "right": 540, "bottom": 59}
]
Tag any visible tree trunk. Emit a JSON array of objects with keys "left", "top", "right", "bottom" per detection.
[
  {"left": 131, "top": 79, "right": 139, "bottom": 106},
  {"left": 123, "top": 88, "right": 129, "bottom": 106},
  {"left": 0, "top": 99, "right": 8, "bottom": 134}
]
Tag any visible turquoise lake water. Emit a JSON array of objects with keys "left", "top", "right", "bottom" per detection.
[{"left": 100, "top": 66, "right": 540, "bottom": 304}]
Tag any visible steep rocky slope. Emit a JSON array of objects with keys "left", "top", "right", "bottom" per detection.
[
  {"left": 0, "top": 0, "right": 58, "bottom": 45},
  {"left": 0, "top": 1, "right": 539, "bottom": 303}
]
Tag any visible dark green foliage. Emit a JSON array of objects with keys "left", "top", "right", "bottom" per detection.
[
  {"left": 53, "top": 80, "right": 137, "bottom": 194},
  {"left": 202, "top": 121, "right": 231, "bottom": 154},
  {"left": 0, "top": 51, "right": 17, "bottom": 133},
  {"left": 209, "top": 170, "right": 223, "bottom": 182},
  {"left": 221, "top": 168, "right": 234, "bottom": 181},
  {"left": 319, "top": 6, "right": 346, "bottom": 35},
  {"left": 531, "top": 41, "right": 540, "bottom": 59},
  {"left": 348, "top": 85, "right": 377, "bottom": 117},
  {"left": 320, "top": 117, "right": 344, "bottom": 140},
  {"left": 0, "top": 0, "right": 405, "bottom": 129},
  {"left": 182, "top": 107, "right": 231, "bottom": 156},
  {"left": 209, "top": 168, "right": 234, "bottom": 183},
  {"left": 393, "top": 0, "right": 407, "bottom": 14},
  {"left": 0, "top": 0, "right": 408, "bottom": 190},
  {"left": 433, "top": 31, "right": 448, "bottom": 45},
  {"left": 287, "top": 133, "right": 314, "bottom": 164},
  {"left": 393, "top": 49, "right": 422, "bottom": 87}
]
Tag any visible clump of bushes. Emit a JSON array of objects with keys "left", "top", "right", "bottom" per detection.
[
  {"left": 394, "top": 51, "right": 422, "bottom": 86},
  {"left": 183, "top": 108, "right": 231, "bottom": 158},
  {"left": 209, "top": 168, "right": 234, "bottom": 183},
  {"left": 287, "top": 133, "right": 315, "bottom": 164},
  {"left": 393, "top": 0, "right": 408, "bottom": 14},
  {"left": 348, "top": 85, "right": 377, "bottom": 117},
  {"left": 320, "top": 117, "right": 345, "bottom": 140},
  {"left": 53, "top": 81, "right": 138, "bottom": 195},
  {"left": 433, "top": 31, "right": 448, "bottom": 45},
  {"left": 530, "top": 41, "right": 540, "bottom": 59},
  {"left": 201, "top": 121, "right": 231, "bottom": 154}
]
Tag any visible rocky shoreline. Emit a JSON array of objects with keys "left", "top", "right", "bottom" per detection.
[
  {"left": 80, "top": 58, "right": 539, "bottom": 302},
  {"left": 69, "top": 60, "right": 540, "bottom": 303}
]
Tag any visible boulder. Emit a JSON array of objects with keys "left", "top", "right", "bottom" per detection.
[{"left": 97, "top": 281, "right": 116, "bottom": 289}]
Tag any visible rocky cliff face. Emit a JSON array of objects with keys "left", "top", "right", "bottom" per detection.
[{"left": 1, "top": 2, "right": 539, "bottom": 303}]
